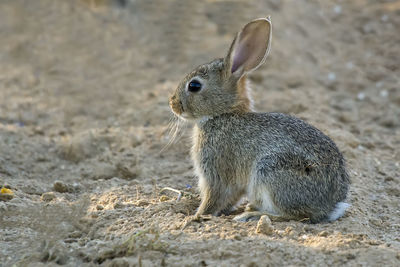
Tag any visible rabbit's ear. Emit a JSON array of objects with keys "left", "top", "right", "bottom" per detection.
[{"left": 226, "top": 17, "right": 272, "bottom": 77}]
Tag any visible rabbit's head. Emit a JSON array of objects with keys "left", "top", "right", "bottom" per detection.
[{"left": 169, "top": 17, "right": 272, "bottom": 121}]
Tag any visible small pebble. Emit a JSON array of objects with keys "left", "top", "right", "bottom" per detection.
[
  {"left": 136, "top": 199, "right": 149, "bottom": 206},
  {"left": 255, "top": 215, "right": 274, "bottom": 235},
  {"left": 318, "top": 231, "right": 329, "bottom": 237},
  {"left": 357, "top": 92, "right": 366, "bottom": 101},
  {"left": 41, "top": 192, "right": 56, "bottom": 202},
  {"left": 96, "top": 204, "right": 104, "bottom": 210},
  {"left": 69, "top": 231, "right": 83, "bottom": 239},
  {"left": 53, "top": 181, "right": 69, "bottom": 193},
  {"left": 0, "top": 193, "right": 14, "bottom": 202},
  {"left": 285, "top": 226, "right": 294, "bottom": 235},
  {"left": 346, "top": 253, "right": 356, "bottom": 260},
  {"left": 327, "top": 72, "right": 336, "bottom": 82},
  {"left": 333, "top": 5, "right": 342, "bottom": 14},
  {"left": 368, "top": 240, "right": 381, "bottom": 246},
  {"left": 233, "top": 234, "right": 242, "bottom": 241},
  {"left": 380, "top": 90, "right": 388, "bottom": 98},
  {"left": 159, "top": 195, "right": 169, "bottom": 202},
  {"left": 113, "top": 202, "right": 125, "bottom": 209}
]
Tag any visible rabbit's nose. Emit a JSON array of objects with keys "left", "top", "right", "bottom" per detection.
[{"left": 169, "top": 95, "right": 184, "bottom": 115}]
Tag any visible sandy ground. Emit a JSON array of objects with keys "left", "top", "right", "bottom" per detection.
[{"left": 0, "top": 0, "right": 399, "bottom": 266}]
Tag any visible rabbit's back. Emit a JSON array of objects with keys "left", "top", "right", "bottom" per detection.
[{"left": 196, "top": 112, "right": 345, "bottom": 165}]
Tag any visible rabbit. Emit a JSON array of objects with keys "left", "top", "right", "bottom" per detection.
[{"left": 169, "top": 17, "right": 350, "bottom": 223}]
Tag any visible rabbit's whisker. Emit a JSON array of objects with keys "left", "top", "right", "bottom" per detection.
[{"left": 160, "top": 115, "right": 186, "bottom": 153}]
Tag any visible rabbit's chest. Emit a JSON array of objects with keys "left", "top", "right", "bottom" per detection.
[{"left": 191, "top": 127, "right": 251, "bottom": 182}]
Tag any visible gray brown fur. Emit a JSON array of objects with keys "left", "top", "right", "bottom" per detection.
[{"left": 169, "top": 18, "right": 350, "bottom": 223}]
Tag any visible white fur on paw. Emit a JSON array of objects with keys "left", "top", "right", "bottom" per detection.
[
  {"left": 233, "top": 213, "right": 260, "bottom": 222},
  {"left": 233, "top": 214, "right": 250, "bottom": 222}
]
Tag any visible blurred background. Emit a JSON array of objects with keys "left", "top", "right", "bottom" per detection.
[
  {"left": 0, "top": 0, "right": 399, "bottom": 265},
  {"left": 1, "top": 0, "right": 398, "bottom": 132}
]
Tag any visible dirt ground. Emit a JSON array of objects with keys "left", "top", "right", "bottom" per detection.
[{"left": 0, "top": 0, "right": 399, "bottom": 266}]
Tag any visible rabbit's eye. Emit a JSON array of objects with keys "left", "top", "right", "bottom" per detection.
[{"left": 188, "top": 80, "right": 202, "bottom": 93}]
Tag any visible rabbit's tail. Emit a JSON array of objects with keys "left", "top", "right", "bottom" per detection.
[{"left": 328, "top": 202, "right": 350, "bottom": 221}]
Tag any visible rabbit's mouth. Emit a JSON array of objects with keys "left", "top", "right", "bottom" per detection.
[
  {"left": 169, "top": 94, "right": 198, "bottom": 120},
  {"left": 179, "top": 112, "right": 194, "bottom": 121},
  {"left": 169, "top": 97, "right": 184, "bottom": 114},
  {"left": 169, "top": 97, "right": 195, "bottom": 120}
]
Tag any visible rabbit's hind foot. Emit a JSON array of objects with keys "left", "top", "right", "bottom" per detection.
[{"left": 233, "top": 211, "right": 286, "bottom": 222}]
